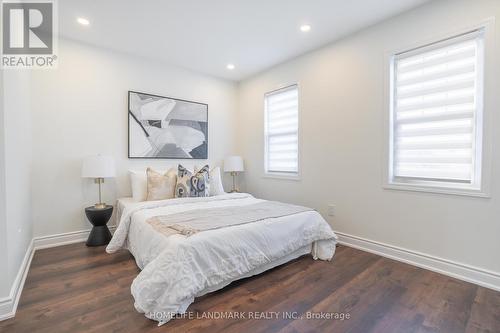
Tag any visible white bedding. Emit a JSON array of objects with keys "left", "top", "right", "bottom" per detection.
[{"left": 107, "top": 193, "right": 337, "bottom": 325}]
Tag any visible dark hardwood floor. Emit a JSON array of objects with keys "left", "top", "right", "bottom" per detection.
[{"left": 1, "top": 243, "right": 499, "bottom": 333}]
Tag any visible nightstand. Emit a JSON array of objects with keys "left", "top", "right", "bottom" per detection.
[{"left": 85, "top": 205, "right": 113, "bottom": 247}]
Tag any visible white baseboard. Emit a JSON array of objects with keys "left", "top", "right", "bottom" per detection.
[
  {"left": 0, "top": 239, "right": 34, "bottom": 321},
  {"left": 336, "top": 231, "right": 500, "bottom": 292},
  {"left": 0, "top": 225, "right": 116, "bottom": 321},
  {"left": 33, "top": 225, "right": 116, "bottom": 250}
]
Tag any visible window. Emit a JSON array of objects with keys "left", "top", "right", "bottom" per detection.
[
  {"left": 264, "top": 85, "right": 299, "bottom": 176},
  {"left": 389, "top": 30, "right": 485, "bottom": 193}
]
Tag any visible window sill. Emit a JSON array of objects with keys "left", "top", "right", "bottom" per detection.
[
  {"left": 384, "top": 182, "right": 490, "bottom": 198},
  {"left": 263, "top": 172, "right": 301, "bottom": 181}
]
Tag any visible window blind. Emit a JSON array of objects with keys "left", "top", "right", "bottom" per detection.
[
  {"left": 392, "top": 30, "right": 484, "bottom": 184},
  {"left": 265, "top": 85, "right": 299, "bottom": 174}
]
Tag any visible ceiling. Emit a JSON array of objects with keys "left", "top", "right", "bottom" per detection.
[{"left": 59, "top": 0, "right": 431, "bottom": 81}]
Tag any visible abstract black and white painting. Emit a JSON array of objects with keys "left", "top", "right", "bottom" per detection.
[{"left": 128, "top": 91, "right": 208, "bottom": 159}]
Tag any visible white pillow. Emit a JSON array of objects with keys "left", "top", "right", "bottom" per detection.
[
  {"left": 130, "top": 170, "right": 147, "bottom": 202},
  {"left": 209, "top": 166, "right": 225, "bottom": 196}
]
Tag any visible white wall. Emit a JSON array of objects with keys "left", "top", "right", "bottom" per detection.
[
  {"left": 0, "top": 70, "right": 9, "bottom": 297},
  {"left": 30, "top": 39, "right": 238, "bottom": 237},
  {"left": 0, "top": 69, "right": 33, "bottom": 297},
  {"left": 4, "top": 70, "right": 33, "bottom": 288},
  {"left": 236, "top": 0, "right": 500, "bottom": 274}
]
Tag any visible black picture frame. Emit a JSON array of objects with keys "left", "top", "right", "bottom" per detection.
[{"left": 127, "top": 90, "right": 208, "bottom": 159}]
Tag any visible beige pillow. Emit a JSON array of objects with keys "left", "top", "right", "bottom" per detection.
[{"left": 146, "top": 167, "right": 177, "bottom": 201}]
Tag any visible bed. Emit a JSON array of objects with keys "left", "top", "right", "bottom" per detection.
[{"left": 107, "top": 192, "right": 338, "bottom": 325}]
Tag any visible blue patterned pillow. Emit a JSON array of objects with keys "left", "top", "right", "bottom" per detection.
[{"left": 175, "top": 164, "right": 210, "bottom": 198}]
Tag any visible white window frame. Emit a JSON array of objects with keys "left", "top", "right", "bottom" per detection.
[
  {"left": 264, "top": 84, "right": 301, "bottom": 180},
  {"left": 383, "top": 20, "right": 494, "bottom": 197}
]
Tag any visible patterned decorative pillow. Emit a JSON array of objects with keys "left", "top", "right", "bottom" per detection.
[
  {"left": 146, "top": 167, "right": 177, "bottom": 201},
  {"left": 202, "top": 166, "right": 225, "bottom": 196},
  {"left": 175, "top": 164, "right": 210, "bottom": 198}
]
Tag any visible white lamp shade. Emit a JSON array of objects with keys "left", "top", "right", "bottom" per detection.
[
  {"left": 81, "top": 155, "right": 116, "bottom": 178},
  {"left": 224, "top": 156, "right": 244, "bottom": 172}
]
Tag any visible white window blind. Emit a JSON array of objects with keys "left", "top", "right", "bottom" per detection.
[
  {"left": 391, "top": 30, "right": 484, "bottom": 186},
  {"left": 265, "top": 85, "right": 299, "bottom": 175}
]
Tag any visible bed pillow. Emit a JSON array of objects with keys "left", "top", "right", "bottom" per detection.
[
  {"left": 194, "top": 166, "right": 225, "bottom": 196},
  {"left": 130, "top": 170, "right": 148, "bottom": 202},
  {"left": 146, "top": 168, "right": 177, "bottom": 201},
  {"left": 209, "top": 166, "right": 225, "bottom": 196},
  {"left": 175, "top": 164, "right": 210, "bottom": 198}
]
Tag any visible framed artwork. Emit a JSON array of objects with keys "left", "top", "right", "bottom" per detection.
[{"left": 128, "top": 91, "right": 208, "bottom": 159}]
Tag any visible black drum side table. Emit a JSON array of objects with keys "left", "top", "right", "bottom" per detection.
[{"left": 85, "top": 205, "right": 113, "bottom": 246}]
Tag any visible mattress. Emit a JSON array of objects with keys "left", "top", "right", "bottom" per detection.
[{"left": 109, "top": 193, "right": 337, "bottom": 325}]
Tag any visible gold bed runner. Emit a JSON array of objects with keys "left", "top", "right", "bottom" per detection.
[{"left": 146, "top": 201, "right": 313, "bottom": 237}]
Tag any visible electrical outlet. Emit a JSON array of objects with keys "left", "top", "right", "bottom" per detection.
[{"left": 327, "top": 204, "right": 335, "bottom": 216}]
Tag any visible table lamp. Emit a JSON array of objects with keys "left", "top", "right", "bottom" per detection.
[
  {"left": 81, "top": 155, "right": 116, "bottom": 209},
  {"left": 224, "top": 156, "right": 244, "bottom": 193}
]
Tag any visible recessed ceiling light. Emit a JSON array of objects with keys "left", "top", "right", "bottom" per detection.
[
  {"left": 77, "top": 17, "right": 90, "bottom": 26},
  {"left": 300, "top": 24, "right": 311, "bottom": 32},
  {"left": 226, "top": 63, "right": 235, "bottom": 70}
]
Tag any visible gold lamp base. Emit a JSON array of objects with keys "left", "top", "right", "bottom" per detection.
[
  {"left": 93, "top": 178, "right": 107, "bottom": 209},
  {"left": 230, "top": 171, "right": 240, "bottom": 193}
]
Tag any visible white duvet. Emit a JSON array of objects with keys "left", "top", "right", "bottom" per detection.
[{"left": 107, "top": 193, "right": 337, "bottom": 325}]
